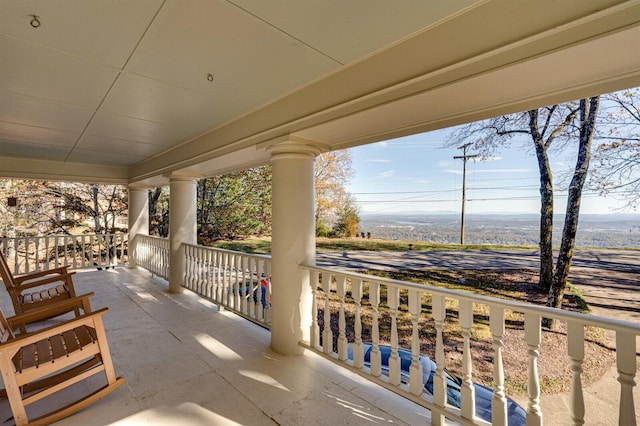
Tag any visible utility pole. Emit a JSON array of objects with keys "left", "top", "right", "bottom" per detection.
[{"left": 454, "top": 143, "right": 479, "bottom": 245}]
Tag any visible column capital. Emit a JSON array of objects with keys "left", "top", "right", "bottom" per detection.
[
  {"left": 266, "top": 136, "right": 329, "bottom": 160},
  {"left": 164, "top": 172, "right": 200, "bottom": 183}
]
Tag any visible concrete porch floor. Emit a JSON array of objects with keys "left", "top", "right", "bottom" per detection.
[{"left": 1, "top": 267, "right": 434, "bottom": 425}]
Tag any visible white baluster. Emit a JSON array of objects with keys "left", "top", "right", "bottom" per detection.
[
  {"left": 408, "top": 289, "right": 423, "bottom": 396},
  {"left": 370, "top": 281, "right": 382, "bottom": 377},
  {"left": 616, "top": 331, "right": 637, "bottom": 426},
  {"left": 264, "top": 261, "right": 271, "bottom": 325},
  {"left": 212, "top": 251, "right": 219, "bottom": 301},
  {"left": 12, "top": 237, "right": 19, "bottom": 273},
  {"left": 44, "top": 236, "right": 50, "bottom": 270},
  {"left": 72, "top": 235, "right": 78, "bottom": 269},
  {"left": 206, "top": 249, "right": 213, "bottom": 300},
  {"left": 337, "top": 275, "right": 347, "bottom": 361},
  {"left": 568, "top": 321, "right": 585, "bottom": 426},
  {"left": 525, "top": 313, "right": 543, "bottom": 426},
  {"left": 199, "top": 247, "right": 206, "bottom": 294},
  {"left": 24, "top": 237, "right": 30, "bottom": 273},
  {"left": 195, "top": 247, "right": 201, "bottom": 293},
  {"left": 432, "top": 294, "right": 446, "bottom": 426},
  {"left": 227, "top": 254, "right": 235, "bottom": 309},
  {"left": 310, "top": 270, "right": 320, "bottom": 349},
  {"left": 89, "top": 235, "right": 95, "bottom": 269},
  {"left": 388, "top": 285, "right": 401, "bottom": 386},
  {"left": 186, "top": 246, "right": 193, "bottom": 289},
  {"left": 256, "top": 259, "right": 264, "bottom": 320},
  {"left": 224, "top": 253, "right": 231, "bottom": 307},
  {"left": 490, "top": 305, "right": 507, "bottom": 426},
  {"left": 81, "top": 235, "right": 87, "bottom": 269},
  {"left": 322, "top": 272, "right": 333, "bottom": 354},
  {"left": 352, "top": 278, "right": 364, "bottom": 369},
  {"left": 54, "top": 235, "right": 60, "bottom": 270},
  {"left": 459, "top": 300, "right": 475, "bottom": 420},
  {"left": 34, "top": 236, "right": 40, "bottom": 271},
  {"left": 241, "top": 256, "right": 248, "bottom": 314},
  {"left": 231, "top": 253, "right": 239, "bottom": 309}
]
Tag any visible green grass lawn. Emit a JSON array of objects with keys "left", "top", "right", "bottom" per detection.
[{"left": 209, "top": 236, "right": 536, "bottom": 254}]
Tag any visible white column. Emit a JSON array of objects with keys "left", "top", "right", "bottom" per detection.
[
  {"left": 168, "top": 175, "right": 198, "bottom": 294},
  {"left": 128, "top": 186, "right": 149, "bottom": 269},
  {"left": 269, "top": 140, "right": 322, "bottom": 355}
]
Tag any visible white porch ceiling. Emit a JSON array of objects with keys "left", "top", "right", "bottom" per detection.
[{"left": 0, "top": 0, "right": 638, "bottom": 186}]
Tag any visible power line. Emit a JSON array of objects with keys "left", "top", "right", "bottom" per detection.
[{"left": 351, "top": 184, "right": 539, "bottom": 195}]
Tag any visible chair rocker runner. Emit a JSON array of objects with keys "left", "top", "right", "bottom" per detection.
[
  {"left": 0, "top": 300, "right": 125, "bottom": 425},
  {"left": 0, "top": 252, "right": 89, "bottom": 329}
]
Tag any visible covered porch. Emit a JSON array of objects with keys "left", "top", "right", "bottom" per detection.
[{"left": 1, "top": 1, "right": 640, "bottom": 424}]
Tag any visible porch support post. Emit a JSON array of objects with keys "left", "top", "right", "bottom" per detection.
[
  {"left": 268, "top": 139, "right": 323, "bottom": 355},
  {"left": 128, "top": 186, "right": 149, "bottom": 269},
  {"left": 168, "top": 175, "right": 198, "bottom": 294}
]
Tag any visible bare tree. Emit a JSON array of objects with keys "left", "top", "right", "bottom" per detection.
[
  {"left": 591, "top": 88, "right": 640, "bottom": 209},
  {"left": 447, "top": 97, "right": 600, "bottom": 324}
]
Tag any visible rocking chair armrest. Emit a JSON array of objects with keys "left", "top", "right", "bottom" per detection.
[
  {"left": 13, "top": 271, "right": 76, "bottom": 290},
  {"left": 6, "top": 292, "right": 95, "bottom": 331},
  {"left": 1, "top": 306, "right": 109, "bottom": 349},
  {"left": 13, "top": 266, "right": 71, "bottom": 284}
]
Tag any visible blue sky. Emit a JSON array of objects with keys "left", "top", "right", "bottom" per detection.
[{"left": 347, "top": 129, "right": 634, "bottom": 215}]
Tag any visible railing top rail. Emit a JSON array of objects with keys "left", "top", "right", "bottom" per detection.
[
  {"left": 301, "top": 263, "right": 640, "bottom": 335},
  {"left": 136, "top": 234, "right": 168, "bottom": 242},
  {"left": 182, "top": 243, "right": 271, "bottom": 261}
]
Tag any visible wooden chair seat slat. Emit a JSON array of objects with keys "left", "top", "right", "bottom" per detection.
[
  {"left": 49, "top": 334, "right": 68, "bottom": 360},
  {"left": 36, "top": 339, "right": 52, "bottom": 365},
  {"left": 73, "top": 326, "right": 96, "bottom": 347},
  {"left": 16, "top": 344, "right": 36, "bottom": 372},
  {"left": 48, "top": 285, "right": 61, "bottom": 298},
  {"left": 62, "top": 329, "right": 81, "bottom": 353}
]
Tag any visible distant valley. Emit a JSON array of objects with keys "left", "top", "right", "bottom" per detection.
[{"left": 359, "top": 213, "right": 640, "bottom": 249}]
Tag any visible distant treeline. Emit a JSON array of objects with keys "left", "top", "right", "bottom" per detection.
[{"left": 360, "top": 213, "right": 640, "bottom": 249}]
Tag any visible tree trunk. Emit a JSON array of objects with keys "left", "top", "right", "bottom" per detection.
[
  {"left": 91, "top": 185, "right": 101, "bottom": 234},
  {"left": 546, "top": 98, "right": 599, "bottom": 326},
  {"left": 529, "top": 110, "right": 555, "bottom": 293},
  {"left": 148, "top": 188, "right": 163, "bottom": 236}
]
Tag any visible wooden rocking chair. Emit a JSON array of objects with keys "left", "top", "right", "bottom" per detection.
[
  {"left": 0, "top": 251, "right": 89, "bottom": 328},
  {"left": 0, "top": 298, "right": 125, "bottom": 425}
]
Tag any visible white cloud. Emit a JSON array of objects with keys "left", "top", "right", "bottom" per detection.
[
  {"left": 366, "top": 159, "right": 391, "bottom": 163},
  {"left": 378, "top": 170, "right": 395, "bottom": 178},
  {"left": 375, "top": 141, "right": 388, "bottom": 148},
  {"left": 444, "top": 169, "right": 462, "bottom": 175},
  {"left": 436, "top": 160, "right": 454, "bottom": 168}
]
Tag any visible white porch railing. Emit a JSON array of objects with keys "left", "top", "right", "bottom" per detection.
[
  {"left": 133, "top": 235, "right": 170, "bottom": 280},
  {"left": 300, "top": 264, "right": 639, "bottom": 426},
  {"left": 0, "top": 233, "right": 127, "bottom": 274},
  {"left": 183, "top": 244, "right": 272, "bottom": 329}
]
